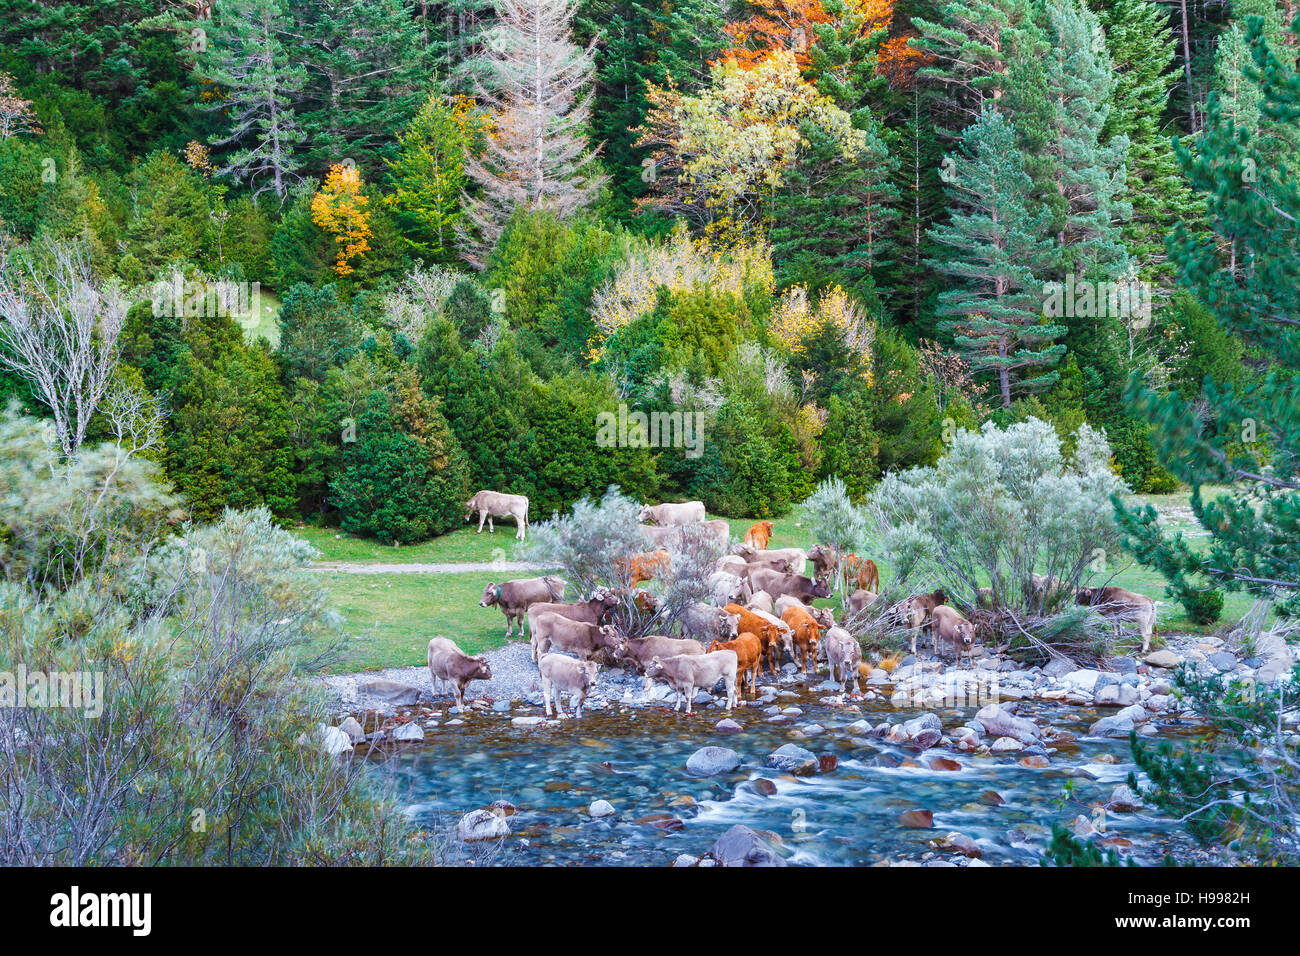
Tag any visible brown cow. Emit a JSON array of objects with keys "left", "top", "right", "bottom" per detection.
[
  {"left": 806, "top": 544, "right": 840, "bottom": 584},
  {"left": 479, "top": 576, "right": 566, "bottom": 639},
  {"left": 841, "top": 555, "right": 880, "bottom": 594},
  {"left": 539, "top": 653, "right": 599, "bottom": 718},
  {"left": 677, "top": 603, "right": 741, "bottom": 642},
  {"left": 846, "top": 589, "right": 878, "bottom": 618},
  {"left": 427, "top": 636, "right": 493, "bottom": 713},
  {"left": 743, "top": 521, "right": 774, "bottom": 550},
  {"left": 742, "top": 553, "right": 796, "bottom": 575},
  {"left": 1076, "top": 586, "right": 1158, "bottom": 653},
  {"left": 897, "top": 589, "right": 948, "bottom": 657},
  {"left": 708, "top": 632, "right": 764, "bottom": 699},
  {"left": 530, "top": 612, "right": 621, "bottom": 662},
  {"left": 612, "top": 634, "right": 707, "bottom": 690},
  {"left": 525, "top": 590, "right": 620, "bottom": 660},
  {"left": 724, "top": 603, "right": 791, "bottom": 675},
  {"left": 931, "top": 605, "right": 976, "bottom": 667},
  {"left": 748, "top": 569, "right": 831, "bottom": 605},
  {"left": 781, "top": 605, "right": 822, "bottom": 677},
  {"left": 644, "top": 651, "right": 739, "bottom": 713},
  {"left": 618, "top": 548, "right": 670, "bottom": 588}
]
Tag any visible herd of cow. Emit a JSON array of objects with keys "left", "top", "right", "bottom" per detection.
[{"left": 424, "top": 494, "right": 1161, "bottom": 719}]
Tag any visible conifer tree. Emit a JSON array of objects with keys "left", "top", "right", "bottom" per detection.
[
  {"left": 201, "top": 0, "right": 307, "bottom": 201},
  {"left": 458, "top": 0, "right": 606, "bottom": 267},
  {"left": 927, "top": 106, "right": 1063, "bottom": 407},
  {"left": 1116, "top": 17, "right": 1300, "bottom": 614}
]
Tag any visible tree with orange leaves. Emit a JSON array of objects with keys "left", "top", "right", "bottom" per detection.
[
  {"left": 722, "top": 0, "right": 916, "bottom": 79},
  {"left": 311, "top": 163, "right": 372, "bottom": 276}
]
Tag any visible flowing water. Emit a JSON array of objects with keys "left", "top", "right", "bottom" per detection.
[{"left": 363, "top": 688, "right": 1202, "bottom": 866}]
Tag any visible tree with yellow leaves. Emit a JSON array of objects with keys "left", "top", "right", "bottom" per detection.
[{"left": 310, "top": 163, "right": 372, "bottom": 276}]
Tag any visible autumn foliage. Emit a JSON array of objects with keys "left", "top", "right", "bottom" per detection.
[{"left": 311, "top": 163, "right": 373, "bottom": 276}]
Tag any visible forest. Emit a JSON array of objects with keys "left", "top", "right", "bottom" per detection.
[{"left": 0, "top": 0, "right": 1292, "bottom": 545}]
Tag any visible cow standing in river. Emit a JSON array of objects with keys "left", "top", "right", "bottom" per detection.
[{"left": 465, "top": 490, "right": 530, "bottom": 540}]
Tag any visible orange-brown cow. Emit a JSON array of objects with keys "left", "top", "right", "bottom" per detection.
[
  {"left": 781, "top": 605, "right": 822, "bottom": 678},
  {"left": 723, "top": 603, "right": 782, "bottom": 676},
  {"left": 708, "top": 631, "right": 764, "bottom": 699},
  {"left": 742, "top": 520, "right": 774, "bottom": 550},
  {"left": 618, "top": 549, "right": 670, "bottom": 588},
  {"left": 841, "top": 554, "right": 880, "bottom": 594}
]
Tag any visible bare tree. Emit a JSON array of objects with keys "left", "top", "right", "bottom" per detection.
[
  {"left": 0, "top": 71, "right": 42, "bottom": 140},
  {"left": 457, "top": 0, "right": 607, "bottom": 267},
  {"left": 0, "top": 241, "right": 129, "bottom": 458}
]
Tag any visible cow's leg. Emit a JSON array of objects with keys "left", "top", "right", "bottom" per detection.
[
  {"left": 574, "top": 692, "right": 585, "bottom": 718},
  {"left": 454, "top": 684, "right": 465, "bottom": 714},
  {"left": 487, "top": 516, "right": 494, "bottom": 533},
  {"left": 541, "top": 676, "right": 553, "bottom": 716},
  {"left": 476, "top": 511, "right": 487, "bottom": 534}
]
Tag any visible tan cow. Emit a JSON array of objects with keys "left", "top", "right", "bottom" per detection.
[
  {"left": 846, "top": 589, "right": 878, "bottom": 618},
  {"left": 644, "top": 651, "right": 739, "bottom": 713},
  {"left": 931, "top": 605, "right": 976, "bottom": 667},
  {"left": 465, "top": 489, "right": 530, "bottom": 539},
  {"left": 896, "top": 589, "right": 948, "bottom": 657},
  {"left": 640, "top": 501, "right": 707, "bottom": 525},
  {"left": 539, "top": 654, "right": 599, "bottom": 718},
  {"left": 526, "top": 589, "right": 620, "bottom": 661},
  {"left": 427, "top": 636, "right": 493, "bottom": 713},
  {"left": 479, "top": 576, "right": 566, "bottom": 639},
  {"left": 823, "top": 626, "right": 862, "bottom": 693},
  {"left": 611, "top": 634, "right": 707, "bottom": 692},
  {"left": 1076, "top": 586, "right": 1159, "bottom": 652},
  {"left": 530, "top": 613, "right": 621, "bottom": 662}
]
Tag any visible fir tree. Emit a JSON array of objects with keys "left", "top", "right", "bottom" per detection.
[{"left": 927, "top": 106, "right": 1063, "bottom": 407}]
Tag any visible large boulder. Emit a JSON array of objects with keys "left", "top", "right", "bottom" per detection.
[
  {"left": 708, "top": 825, "right": 786, "bottom": 867},
  {"left": 686, "top": 746, "right": 742, "bottom": 777},
  {"left": 902, "top": 713, "right": 943, "bottom": 749},
  {"left": 319, "top": 725, "right": 353, "bottom": 755},
  {"left": 358, "top": 679, "right": 423, "bottom": 705},
  {"left": 458, "top": 809, "right": 509, "bottom": 842},
  {"left": 1144, "top": 650, "right": 1181, "bottom": 670},
  {"left": 765, "top": 743, "right": 818, "bottom": 775},
  {"left": 976, "top": 703, "right": 1040, "bottom": 742}
]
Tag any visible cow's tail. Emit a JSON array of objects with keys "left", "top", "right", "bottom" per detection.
[{"left": 542, "top": 576, "right": 563, "bottom": 601}]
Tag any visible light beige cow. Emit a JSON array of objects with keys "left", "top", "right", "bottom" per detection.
[{"left": 465, "top": 490, "right": 529, "bottom": 539}]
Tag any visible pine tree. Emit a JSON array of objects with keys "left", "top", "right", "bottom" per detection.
[
  {"left": 200, "top": 0, "right": 306, "bottom": 201},
  {"left": 1116, "top": 17, "right": 1300, "bottom": 614},
  {"left": 457, "top": 0, "right": 606, "bottom": 267},
  {"left": 384, "top": 91, "right": 478, "bottom": 262},
  {"left": 1095, "top": 0, "right": 1197, "bottom": 282},
  {"left": 292, "top": 0, "right": 433, "bottom": 176},
  {"left": 927, "top": 106, "right": 1063, "bottom": 407}
]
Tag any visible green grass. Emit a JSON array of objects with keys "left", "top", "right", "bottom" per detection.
[
  {"left": 297, "top": 522, "right": 530, "bottom": 564},
  {"left": 312, "top": 570, "right": 522, "bottom": 672},
  {"left": 242, "top": 287, "right": 281, "bottom": 349},
  {"left": 300, "top": 485, "right": 1255, "bottom": 671}
]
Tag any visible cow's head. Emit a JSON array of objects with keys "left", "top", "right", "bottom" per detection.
[
  {"left": 638, "top": 504, "right": 653, "bottom": 523},
  {"left": 644, "top": 656, "right": 665, "bottom": 680},
  {"left": 811, "top": 578, "right": 832, "bottom": 599},
  {"left": 1075, "top": 587, "right": 1098, "bottom": 606},
  {"left": 479, "top": 583, "right": 500, "bottom": 608},
  {"left": 464, "top": 495, "right": 479, "bottom": 521},
  {"left": 776, "top": 624, "right": 795, "bottom": 660},
  {"left": 472, "top": 655, "right": 493, "bottom": 680},
  {"left": 721, "top": 611, "right": 740, "bottom": 638},
  {"left": 956, "top": 621, "right": 975, "bottom": 647},
  {"left": 598, "top": 624, "right": 622, "bottom": 648}
]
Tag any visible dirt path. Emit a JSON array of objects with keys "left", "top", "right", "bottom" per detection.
[{"left": 310, "top": 561, "right": 558, "bottom": 574}]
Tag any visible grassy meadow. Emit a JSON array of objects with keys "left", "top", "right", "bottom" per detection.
[{"left": 298, "top": 484, "right": 1255, "bottom": 673}]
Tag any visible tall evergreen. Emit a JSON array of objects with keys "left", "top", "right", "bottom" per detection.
[
  {"left": 927, "top": 106, "right": 1063, "bottom": 408},
  {"left": 1116, "top": 17, "right": 1300, "bottom": 614}
]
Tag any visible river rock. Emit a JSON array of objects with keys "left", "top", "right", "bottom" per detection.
[
  {"left": 1042, "top": 658, "right": 1074, "bottom": 679},
  {"left": 976, "top": 703, "right": 1039, "bottom": 742},
  {"left": 1089, "top": 713, "right": 1135, "bottom": 738},
  {"left": 899, "top": 809, "right": 934, "bottom": 829},
  {"left": 458, "top": 809, "right": 509, "bottom": 842},
  {"left": 358, "top": 679, "right": 422, "bottom": 705},
  {"left": 1144, "top": 650, "right": 1181, "bottom": 669},
  {"left": 715, "top": 718, "right": 744, "bottom": 733},
  {"left": 671, "top": 853, "right": 698, "bottom": 867},
  {"left": 337, "top": 716, "right": 365, "bottom": 743},
  {"left": 687, "top": 746, "right": 742, "bottom": 776},
  {"left": 765, "top": 743, "right": 818, "bottom": 775},
  {"left": 1208, "top": 652, "right": 1238, "bottom": 672},
  {"left": 391, "top": 722, "right": 424, "bottom": 742},
  {"left": 1063, "top": 669, "right": 1101, "bottom": 693},
  {"left": 979, "top": 790, "right": 1005, "bottom": 806},
  {"left": 512, "top": 716, "right": 545, "bottom": 727},
  {"left": 903, "top": 713, "right": 943, "bottom": 749},
  {"left": 319, "top": 725, "right": 353, "bottom": 755},
  {"left": 708, "top": 824, "right": 787, "bottom": 867},
  {"left": 940, "top": 832, "right": 982, "bottom": 858},
  {"left": 846, "top": 719, "right": 873, "bottom": 735},
  {"left": 990, "top": 736, "right": 1024, "bottom": 752},
  {"left": 1106, "top": 784, "right": 1145, "bottom": 813},
  {"left": 589, "top": 799, "right": 617, "bottom": 818}
]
